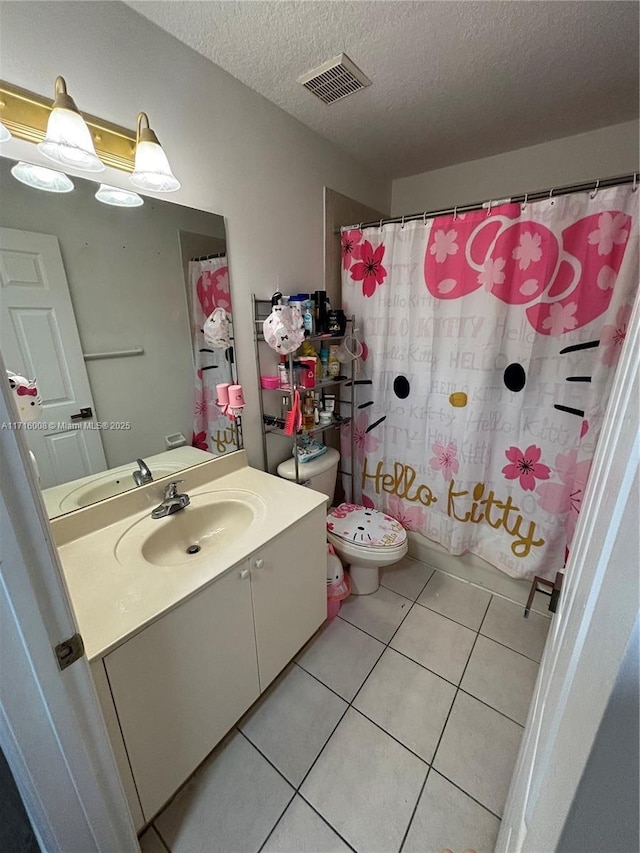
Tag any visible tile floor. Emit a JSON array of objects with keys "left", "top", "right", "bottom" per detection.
[{"left": 140, "top": 557, "right": 550, "bottom": 853}]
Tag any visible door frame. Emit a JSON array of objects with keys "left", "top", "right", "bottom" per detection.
[
  {"left": 497, "top": 287, "right": 640, "bottom": 851},
  {"left": 0, "top": 349, "right": 138, "bottom": 852}
]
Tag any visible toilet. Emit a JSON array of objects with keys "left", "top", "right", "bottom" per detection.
[{"left": 277, "top": 449, "right": 408, "bottom": 595}]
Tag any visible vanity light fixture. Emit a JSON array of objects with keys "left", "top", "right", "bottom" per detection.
[
  {"left": 0, "top": 121, "right": 12, "bottom": 142},
  {"left": 37, "top": 76, "right": 105, "bottom": 172},
  {"left": 95, "top": 183, "right": 144, "bottom": 207},
  {"left": 130, "top": 112, "right": 180, "bottom": 192},
  {"left": 11, "top": 160, "right": 74, "bottom": 193}
]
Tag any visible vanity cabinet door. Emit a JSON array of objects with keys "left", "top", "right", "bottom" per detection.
[
  {"left": 250, "top": 506, "right": 326, "bottom": 690},
  {"left": 104, "top": 566, "right": 259, "bottom": 821}
]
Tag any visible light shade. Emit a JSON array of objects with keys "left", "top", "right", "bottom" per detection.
[
  {"left": 95, "top": 183, "right": 144, "bottom": 207},
  {"left": 11, "top": 161, "right": 74, "bottom": 193},
  {"left": 129, "top": 112, "right": 180, "bottom": 192},
  {"left": 0, "top": 121, "right": 12, "bottom": 143},
  {"left": 37, "top": 77, "right": 104, "bottom": 173}
]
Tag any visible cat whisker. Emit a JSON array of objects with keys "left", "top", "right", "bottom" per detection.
[
  {"left": 559, "top": 340, "right": 599, "bottom": 355},
  {"left": 554, "top": 404, "right": 585, "bottom": 417},
  {"left": 365, "top": 415, "right": 386, "bottom": 433},
  {"left": 358, "top": 401, "right": 374, "bottom": 409},
  {"left": 566, "top": 376, "right": 592, "bottom": 383}
]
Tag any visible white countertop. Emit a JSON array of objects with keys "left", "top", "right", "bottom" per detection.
[{"left": 54, "top": 454, "right": 327, "bottom": 661}]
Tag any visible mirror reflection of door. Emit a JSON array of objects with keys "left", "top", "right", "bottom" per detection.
[{"left": 0, "top": 227, "right": 106, "bottom": 488}]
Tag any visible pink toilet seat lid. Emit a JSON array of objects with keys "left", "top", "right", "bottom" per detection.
[{"left": 327, "top": 504, "right": 407, "bottom": 547}]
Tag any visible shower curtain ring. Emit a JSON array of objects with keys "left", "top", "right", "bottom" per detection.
[
  {"left": 486, "top": 200, "right": 493, "bottom": 216},
  {"left": 521, "top": 193, "right": 528, "bottom": 212},
  {"left": 632, "top": 174, "right": 638, "bottom": 193},
  {"left": 549, "top": 188, "right": 555, "bottom": 205},
  {"left": 358, "top": 222, "right": 363, "bottom": 233},
  {"left": 453, "top": 206, "right": 457, "bottom": 221},
  {"left": 590, "top": 179, "right": 600, "bottom": 199},
  {"left": 379, "top": 219, "right": 383, "bottom": 233},
  {"left": 423, "top": 211, "right": 428, "bottom": 226},
  {"left": 401, "top": 215, "right": 405, "bottom": 229}
]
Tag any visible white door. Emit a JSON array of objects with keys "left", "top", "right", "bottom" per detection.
[
  {"left": 0, "top": 227, "right": 106, "bottom": 487},
  {"left": 497, "top": 292, "right": 640, "bottom": 852}
]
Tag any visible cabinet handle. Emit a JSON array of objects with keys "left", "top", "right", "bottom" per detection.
[
  {"left": 239, "top": 568, "right": 250, "bottom": 580},
  {"left": 253, "top": 558, "right": 264, "bottom": 570}
]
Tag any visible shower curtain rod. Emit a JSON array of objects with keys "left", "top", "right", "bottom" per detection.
[
  {"left": 338, "top": 171, "right": 638, "bottom": 232},
  {"left": 191, "top": 252, "right": 226, "bottom": 261}
]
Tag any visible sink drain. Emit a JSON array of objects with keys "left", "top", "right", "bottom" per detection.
[{"left": 186, "top": 544, "right": 201, "bottom": 555}]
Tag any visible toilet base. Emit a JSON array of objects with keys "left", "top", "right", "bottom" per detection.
[{"left": 349, "top": 561, "right": 380, "bottom": 595}]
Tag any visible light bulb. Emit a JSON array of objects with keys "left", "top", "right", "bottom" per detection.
[
  {"left": 11, "top": 161, "right": 74, "bottom": 193},
  {"left": 95, "top": 184, "right": 144, "bottom": 207},
  {"left": 37, "top": 77, "right": 104, "bottom": 173},
  {"left": 129, "top": 112, "right": 180, "bottom": 192}
]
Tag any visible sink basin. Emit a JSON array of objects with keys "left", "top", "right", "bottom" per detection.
[
  {"left": 59, "top": 466, "right": 178, "bottom": 511},
  {"left": 115, "top": 489, "right": 266, "bottom": 568}
]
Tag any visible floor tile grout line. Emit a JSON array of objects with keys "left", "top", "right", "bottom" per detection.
[
  {"left": 428, "top": 767, "right": 504, "bottom": 822},
  {"left": 427, "top": 595, "right": 492, "bottom": 779},
  {"left": 348, "top": 705, "right": 431, "bottom": 768},
  {"left": 477, "top": 628, "right": 544, "bottom": 663},
  {"left": 398, "top": 767, "right": 432, "bottom": 853},
  {"left": 236, "top": 726, "right": 298, "bottom": 792},
  {"left": 412, "top": 597, "right": 489, "bottom": 633},
  {"left": 255, "top": 788, "right": 297, "bottom": 853},
  {"left": 456, "top": 687, "right": 527, "bottom": 729},
  {"left": 295, "top": 793, "right": 360, "bottom": 853},
  {"left": 379, "top": 565, "right": 435, "bottom": 604}
]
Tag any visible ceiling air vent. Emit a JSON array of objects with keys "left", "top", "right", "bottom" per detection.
[{"left": 298, "top": 53, "right": 371, "bottom": 105}]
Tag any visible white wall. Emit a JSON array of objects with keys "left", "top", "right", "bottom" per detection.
[
  {"left": 0, "top": 160, "right": 226, "bottom": 468},
  {"left": 391, "top": 121, "right": 639, "bottom": 214},
  {"left": 0, "top": 0, "right": 391, "bottom": 468}
]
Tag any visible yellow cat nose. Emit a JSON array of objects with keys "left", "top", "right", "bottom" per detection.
[{"left": 449, "top": 391, "right": 468, "bottom": 408}]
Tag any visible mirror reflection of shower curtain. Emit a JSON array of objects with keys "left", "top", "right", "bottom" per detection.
[{"left": 189, "top": 256, "right": 236, "bottom": 455}]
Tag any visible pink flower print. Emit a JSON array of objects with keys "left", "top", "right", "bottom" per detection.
[
  {"left": 600, "top": 303, "right": 632, "bottom": 367},
  {"left": 587, "top": 212, "right": 629, "bottom": 256},
  {"left": 429, "top": 229, "right": 459, "bottom": 263},
  {"left": 196, "top": 267, "right": 231, "bottom": 317},
  {"left": 192, "top": 431, "right": 209, "bottom": 451},
  {"left": 478, "top": 256, "right": 506, "bottom": 292},
  {"left": 350, "top": 240, "right": 387, "bottom": 298},
  {"left": 331, "top": 503, "right": 360, "bottom": 519},
  {"left": 502, "top": 445, "right": 551, "bottom": 491},
  {"left": 341, "top": 229, "right": 363, "bottom": 271},
  {"left": 537, "top": 450, "right": 591, "bottom": 545},
  {"left": 352, "top": 412, "right": 380, "bottom": 461},
  {"left": 541, "top": 301, "right": 578, "bottom": 336},
  {"left": 429, "top": 441, "right": 460, "bottom": 481},
  {"left": 596, "top": 265, "right": 617, "bottom": 292},
  {"left": 386, "top": 495, "right": 425, "bottom": 533},
  {"left": 327, "top": 521, "right": 335, "bottom": 531},
  {"left": 512, "top": 232, "right": 542, "bottom": 270}
]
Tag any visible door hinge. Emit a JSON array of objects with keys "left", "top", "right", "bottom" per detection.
[{"left": 54, "top": 633, "right": 85, "bottom": 670}]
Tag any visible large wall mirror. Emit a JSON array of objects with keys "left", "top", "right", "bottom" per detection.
[{"left": 0, "top": 156, "right": 241, "bottom": 519}]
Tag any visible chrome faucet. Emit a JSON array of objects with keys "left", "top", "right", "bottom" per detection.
[
  {"left": 151, "top": 481, "right": 190, "bottom": 519},
  {"left": 133, "top": 458, "right": 153, "bottom": 487}
]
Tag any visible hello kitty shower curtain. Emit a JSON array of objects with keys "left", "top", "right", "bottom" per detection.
[
  {"left": 341, "top": 187, "right": 638, "bottom": 580},
  {"left": 190, "top": 256, "right": 237, "bottom": 455}
]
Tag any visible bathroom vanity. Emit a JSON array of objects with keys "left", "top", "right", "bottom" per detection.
[{"left": 52, "top": 451, "right": 327, "bottom": 829}]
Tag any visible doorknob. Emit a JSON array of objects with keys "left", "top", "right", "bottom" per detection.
[
  {"left": 253, "top": 558, "right": 264, "bottom": 570},
  {"left": 239, "top": 568, "right": 250, "bottom": 580},
  {"left": 70, "top": 406, "right": 93, "bottom": 421}
]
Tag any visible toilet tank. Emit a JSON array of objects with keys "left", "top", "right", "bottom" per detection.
[{"left": 277, "top": 447, "right": 340, "bottom": 502}]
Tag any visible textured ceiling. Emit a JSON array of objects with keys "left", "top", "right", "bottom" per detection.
[{"left": 127, "top": 0, "right": 639, "bottom": 179}]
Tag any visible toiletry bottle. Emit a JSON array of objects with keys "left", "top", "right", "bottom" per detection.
[
  {"left": 315, "top": 290, "right": 328, "bottom": 334},
  {"left": 320, "top": 346, "right": 329, "bottom": 380},
  {"left": 278, "top": 355, "right": 290, "bottom": 389},
  {"left": 303, "top": 300, "right": 315, "bottom": 336},
  {"left": 302, "top": 393, "right": 315, "bottom": 431},
  {"left": 328, "top": 344, "right": 340, "bottom": 377}
]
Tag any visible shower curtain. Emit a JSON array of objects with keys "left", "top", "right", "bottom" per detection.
[
  {"left": 341, "top": 187, "right": 638, "bottom": 580},
  {"left": 190, "top": 256, "right": 237, "bottom": 455}
]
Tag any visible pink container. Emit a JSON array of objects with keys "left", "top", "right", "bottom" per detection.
[
  {"left": 298, "top": 357, "right": 316, "bottom": 389},
  {"left": 260, "top": 376, "right": 280, "bottom": 389},
  {"left": 228, "top": 384, "right": 245, "bottom": 407},
  {"left": 216, "top": 383, "right": 230, "bottom": 406}
]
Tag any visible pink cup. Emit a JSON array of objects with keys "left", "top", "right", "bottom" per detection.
[
  {"left": 228, "top": 384, "right": 245, "bottom": 407},
  {"left": 216, "top": 383, "right": 230, "bottom": 407}
]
